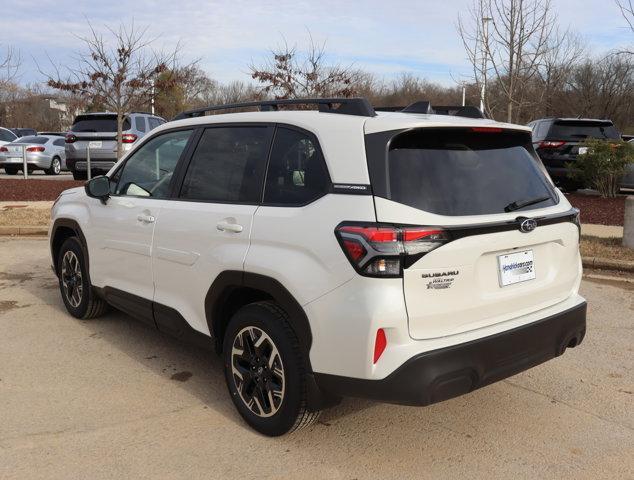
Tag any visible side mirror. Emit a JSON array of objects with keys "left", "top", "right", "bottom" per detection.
[{"left": 85, "top": 175, "right": 111, "bottom": 204}]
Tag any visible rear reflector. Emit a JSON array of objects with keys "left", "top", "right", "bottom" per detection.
[
  {"left": 373, "top": 328, "right": 387, "bottom": 364},
  {"left": 335, "top": 223, "right": 450, "bottom": 277}
]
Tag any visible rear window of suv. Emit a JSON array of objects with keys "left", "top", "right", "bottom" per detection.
[
  {"left": 368, "top": 128, "right": 557, "bottom": 216},
  {"left": 547, "top": 120, "right": 620, "bottom": 141},
  {"left": 71, "top": 114, "right": 131, "bottom": 133}
]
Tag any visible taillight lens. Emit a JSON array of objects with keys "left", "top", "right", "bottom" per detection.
[
  {"left": 65, "top": 134, "right": 76, "bottom": 143},
  {"left": 121, "top": 133, "right": 138, "bottom": 143},
  {"left": 0, "top": 146, "right": 8, "bottom": 152},
  {"left": 335, "top": 223, "right": 450, "bottom": 277},
  {"left": 538, "top": 140, "right": 565, "bottom": 149},
  {"left": 26, "top": 146, "right": 45, "bottom": 152}
]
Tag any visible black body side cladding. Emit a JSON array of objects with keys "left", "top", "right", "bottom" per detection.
[{"left": 314, "top": 302, "right": 587, "bottom": 406}]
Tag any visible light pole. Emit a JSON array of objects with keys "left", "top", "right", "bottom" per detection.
[{"left": 480, "top": 16, "right": 493, "bottom": 114}]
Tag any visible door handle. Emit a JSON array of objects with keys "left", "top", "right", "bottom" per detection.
[
  {"left": 137, "top": 214, "right": 155, "bottom": 224},
  {"left": 217, "top": 221, "right": 243, "bottom": 233}
]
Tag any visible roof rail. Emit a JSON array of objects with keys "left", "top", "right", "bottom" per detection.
[
  {"left": 375, "top": 102, "right": 486, "bottom": 119},
  {"left": 173, "top": 98, "right": 376, "bottom": 120}
]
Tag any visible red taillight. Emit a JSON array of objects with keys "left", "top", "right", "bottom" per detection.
[
  {"left": 539, "top": 140, "right": 565, "bottom": 149},
  {"left": 373, "top": 329, "right": 387, "bottom": 364},
  {"left": 0, "top": 146, "right": 7, "bottom": 152},
  {"left": 65, "top": 134, "right": 76, "bottom": 143},
  {"left": 335, "top": 223, "right": 450, "bottom": 277},
  {"left": 471, "top": 127, "right": 503, "bottom": 133},
  {"left": 26, "top": 146, "right": 45, "bottom": 152},
  {"left": 121, "top": 133, "right": 137, "bottom": 143}
]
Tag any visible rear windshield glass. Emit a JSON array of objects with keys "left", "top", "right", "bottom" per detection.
[
  {"left": 548, "top": 121, "right": 620, "bottom": 141},
  {"left": 16, "top": 136, "right": 47, "bottom": 144},
  {"left": 384, "top": 128, "right": 557, "bottom": 216},
  {"left": 72, "top": 115, "right": 131, "bottom": 132}
]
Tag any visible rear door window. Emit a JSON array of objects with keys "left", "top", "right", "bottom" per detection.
[
  {"left": 135, "top": 116, "right": 147, "bottom": 132},
  {"left": 371, "top": 128, "right": 557, "bottom": 216},
  {"left": 180, "top": 126, "right": 272, "bottom": 203},
  {"left": 263, "top": 127, "right": 330, "bottom": 206},
  {"left": 547, "top": 121, "right": 620, "bottom": 141}
]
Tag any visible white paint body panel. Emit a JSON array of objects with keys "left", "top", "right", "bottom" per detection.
[{"left": 50, "top": 109, "right": 585, "bottom": 383}]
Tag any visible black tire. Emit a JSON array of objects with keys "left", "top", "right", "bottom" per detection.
[
  {"left": 223, "top": 301, "right": 320, "bottom": 436},
  {"left": 72, "top": 170, "right": 87, "bottom": 181},
  {"left": 57, "top": 237, "right": 108, "bottom": 319},
  {"left": 4, "top": 166, "right": 19, "bottom": 175},
  {"left": 46, "top": 157, "right": 61, "bottom": 176}
]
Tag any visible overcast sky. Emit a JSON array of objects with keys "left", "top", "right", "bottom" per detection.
[{"left": 1, "top": 0, "right": 631, "bottom": 88}]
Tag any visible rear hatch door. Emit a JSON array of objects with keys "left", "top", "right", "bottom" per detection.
[
  {"left": 366, "top": 126, "right": 581, "bottom": 340},
  {"left": 69, "top": 114, "right": 128, "bottom": 157}
]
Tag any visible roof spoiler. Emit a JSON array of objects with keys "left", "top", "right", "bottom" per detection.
[
  {"left": 173, "top": 98, "right": 377, "bottom": 120},
  {"left": 375, "top": 102, "right": 486, "bottom": 119}
]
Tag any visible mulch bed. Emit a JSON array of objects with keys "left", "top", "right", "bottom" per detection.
[
  {"left": 0, "top": 179, "right": 84, "bottom": 201},
  {"left": 565, "top": 193, "right": 626, "bottom": 226}
]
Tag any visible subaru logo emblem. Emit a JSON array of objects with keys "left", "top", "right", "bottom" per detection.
[{"left": 519, "top": 218, "right": 537, "bottom": 233}]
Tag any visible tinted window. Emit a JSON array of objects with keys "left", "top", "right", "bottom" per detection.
[
  {"left": 53, "top": 138, "right": 65, "bottom": 147},
  {"left": 0, "top": 129, "right": 16, "bottom": 142},
  {"left": 384, "top": 128, "right": 557, "bottom": 216},
  {"left": 72, "top": 114, "right": 131, "bottom": 132},
  {"left": 535, "top": 121, "right": 549, "bottom": 140},
  {"left": 547, "top": 120, "right": 620, "bottom": 141},
  {"left": 263, "top": 127, "right": 330, "bottom": 205},
  {"left": 180, "top": 126, "right": 271, "bottom": 203},
  {"left": 148, "top": 118, "right": 161, "bottom": 130},
  {"left": 135, "top": 116, "right": 147, "bottom": 132},
  {"left": 16, "top": 136, "right": 47, "bottom": 144},
  {"left": 115, "top": 130, "right": 192, "bottom": 198}
]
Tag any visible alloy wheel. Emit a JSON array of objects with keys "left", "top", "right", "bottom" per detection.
[
  {"left": 231, "top": 326, "right": 285, "bottom": 418},
  {"left": 61, "top": 250, "right": 83, "bottom": 308}
]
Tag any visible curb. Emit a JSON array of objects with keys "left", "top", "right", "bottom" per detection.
[
  {"left": 581, "top": 256, "right": 634, "bottom": 273},
  {"left": 0, "top": 226, "right": 49, "bottom": 236}
]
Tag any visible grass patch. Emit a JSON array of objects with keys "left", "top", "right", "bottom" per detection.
[{"left": 580, "top": 235, "right": 634, "bottom": 262}]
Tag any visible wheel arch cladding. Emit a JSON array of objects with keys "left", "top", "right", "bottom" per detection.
[
  {"left": 205, "top": 271, "right": 314, "bottom": 370},
  {"left": 51, "top": 218, "right": 88, "bottom": 277}
]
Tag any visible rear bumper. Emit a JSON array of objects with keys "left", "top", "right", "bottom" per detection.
[
  {"left": 68, "top": 159, "right": 116, "bottom": 172},
  {"left": 314, "top": 301, "right": 586, "bottom": 406},
  {"left": 0, "top": 154, "right": 52, "bottom": 169}
]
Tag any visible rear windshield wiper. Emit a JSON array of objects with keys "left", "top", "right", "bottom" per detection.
[{"left": 504, "top": 195, "right": 551, "bottom": 212}]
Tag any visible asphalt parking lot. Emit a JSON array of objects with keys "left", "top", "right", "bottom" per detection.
[{"left": 0, "top": 237, "right": 632, "bottom": 480}]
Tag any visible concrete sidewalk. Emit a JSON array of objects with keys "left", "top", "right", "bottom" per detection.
[{"left": 581, "top": 224, "right": 623, "bottom": 238}]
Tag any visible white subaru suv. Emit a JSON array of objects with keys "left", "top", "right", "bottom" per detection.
[{"left": 50, "top": 98, "right": 586, "bottom": 436}]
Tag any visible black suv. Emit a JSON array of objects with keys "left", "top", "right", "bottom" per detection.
[{"left": 528, "top": 118, "right": 621, "bottom": 191}]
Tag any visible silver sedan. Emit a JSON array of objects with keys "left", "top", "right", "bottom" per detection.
[{"left": 0, "top": 135, "right": 67, "bottom": 175}]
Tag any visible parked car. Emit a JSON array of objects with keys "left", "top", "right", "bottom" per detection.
[
  {"left": 65, "top": 112, "right": 166, "bottom": 180},
  {"left": 9, "top": 127, "right": 38, "bottom": 138},
  {"left": 527, "top": 118, "right": 621, "bottom": 191},
  {"left": 0, "top": 127, "right": 18, "bottom": 147},
  {"left": 0, "top": 135, "right": 66, "bottom": 175},
  {"left": 50, "top": 98, "right": 586, "bottom": 436}
]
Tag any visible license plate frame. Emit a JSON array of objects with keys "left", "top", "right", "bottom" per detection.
[{"left": 497, "top": 249, "right": 536, "bottom": 287}]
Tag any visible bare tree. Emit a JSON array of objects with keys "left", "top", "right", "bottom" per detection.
[
  {"left": 616, "top": 0, "right": 634, "bottom": 31},
  {"left": 458, "top": 0, "right": 556, "bottom": 122},
  {"left": 44, "top": 21, "right": 181, "bottom": 159},
  {"left": 250, "top": 34, "right": 362, "bottom": 99}
]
